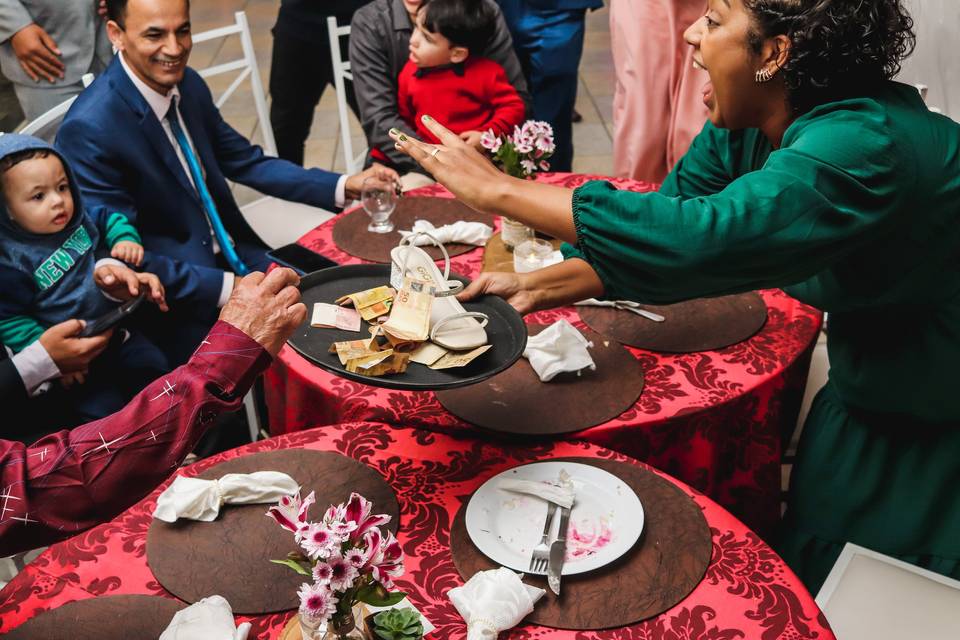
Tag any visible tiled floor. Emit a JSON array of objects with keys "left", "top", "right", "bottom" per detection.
[{"left": 188, "top": 0, "right": 616, "bottom": 198}]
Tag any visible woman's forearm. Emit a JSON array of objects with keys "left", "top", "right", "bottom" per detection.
[
  {"left": 522, "top": 258, "right": 605, "bottom": 311},
  {"left": 489, "top": 177, "right": 579, "bottom": 244}
]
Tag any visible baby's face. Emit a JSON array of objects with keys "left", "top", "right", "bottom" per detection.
[{"left": 1, "top": 155, "right": 74, "bottom": 234}]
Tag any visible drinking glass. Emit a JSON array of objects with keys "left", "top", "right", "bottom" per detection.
[{"left": 361, "top": 177, "right": 398, "bottom": 233}]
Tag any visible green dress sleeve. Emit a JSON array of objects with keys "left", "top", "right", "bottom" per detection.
[
  {"left": 561, "top": 122, "right": 768, "bottom": 264},
  {"left": 563, "top": 105, "right": 916, "bottom": 303}
]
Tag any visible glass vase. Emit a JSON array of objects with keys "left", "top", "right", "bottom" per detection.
[
  {"left": 501, "top": 217, "right": 534, "bottom": 251},
  {"left": 298, "top": 607, "right": 367, "bottom": 640}
]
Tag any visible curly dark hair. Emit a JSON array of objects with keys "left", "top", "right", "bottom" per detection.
[{"left": 744, "top": 0, "right": 916, "bottom": 114}]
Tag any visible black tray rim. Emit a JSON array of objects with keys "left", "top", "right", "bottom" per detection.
[{"left": 288, "top": 263, "right": 527, "bottom": 391}]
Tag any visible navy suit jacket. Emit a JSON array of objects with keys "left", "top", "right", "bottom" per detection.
[{"left": 56, "top": 57, "right": 341, "bottom": 307}]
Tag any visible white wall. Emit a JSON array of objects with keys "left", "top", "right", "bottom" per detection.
[{"left": 897, "top": 0, "right": 960, "bottom": 121}]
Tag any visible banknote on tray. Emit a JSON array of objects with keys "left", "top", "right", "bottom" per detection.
[
  {"left": 329, "top": 336, "right": 380, "bottom": 365},
  {"left": 429, "top": 344, "right": 492, "bottom": 370},
  {"left": 336, "top": 286, "right": 395, "bottom": 321},
  {"left": 311, "top": 302, "right": 361, "bottom": 331}
]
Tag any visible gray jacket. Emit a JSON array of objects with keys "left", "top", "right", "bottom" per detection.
[
  {"left": 350, "top": 0, "right": 530, "bottom": 173},
  {"left": 0, "top": 0, "right": 113, "bottom": 87}
]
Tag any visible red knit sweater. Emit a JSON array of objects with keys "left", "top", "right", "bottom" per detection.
[{"left": 396, "top": 56, "right": 526, "bottom": 147}]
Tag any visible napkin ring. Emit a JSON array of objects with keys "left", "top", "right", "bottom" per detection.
[
  {"left": 467, "top": 616, "right": 497, "bottom": 633},
  {"left": 213, "top": 479, "right": 226, "bottom": 507}
]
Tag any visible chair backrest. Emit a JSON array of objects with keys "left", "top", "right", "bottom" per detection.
[
  {"left": 17, "top": 73, "right": 95, "bottom": 141},
  {"left": 193, "top": 11, "right": 277, "bottom": 156},
  {"left": 327, "top": 16, "right": 366, "bottom": 174}
]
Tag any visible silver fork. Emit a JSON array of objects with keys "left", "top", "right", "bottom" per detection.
[{"left": 528, "top": 502, "right": 557, "bottom": 573}]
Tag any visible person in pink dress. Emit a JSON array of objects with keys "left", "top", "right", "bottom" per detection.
[{"left": 610, "top": 0, "right": 710, "bottom": 183}]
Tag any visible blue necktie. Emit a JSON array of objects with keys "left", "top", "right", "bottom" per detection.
[{"left": 165, "top": 99, "right": 249, "bottom": 275}]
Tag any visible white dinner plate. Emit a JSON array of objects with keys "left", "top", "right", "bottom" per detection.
[{"left": 465, "top": 461, "right": 644, "bottom": 576}]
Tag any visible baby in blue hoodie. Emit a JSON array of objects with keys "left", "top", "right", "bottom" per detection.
[{"left": 0, "top": 133, "right": 170, "bottom": 426}]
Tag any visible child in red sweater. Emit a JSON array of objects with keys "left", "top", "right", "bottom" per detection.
[{"left": 395, "top": 0, "right": 526, "bottom": 154}]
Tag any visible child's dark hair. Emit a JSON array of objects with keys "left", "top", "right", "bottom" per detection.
[
  {"left": 0, "top": 148, "right": 51, "bottom": 176},
  {"left": 419, "top": 0, "right": 496, "bottom": 55}
]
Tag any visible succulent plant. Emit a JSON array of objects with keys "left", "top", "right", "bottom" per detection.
[{"left": 372, "top": 607, "right": 423, "bottom": 640}]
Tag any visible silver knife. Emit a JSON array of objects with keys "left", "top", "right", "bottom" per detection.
[
  {"left": 546, "top": 505, "right": 571, "bottom": 595},
  {"left": 614, "top": 300, "right": 666, "bottom": 322}
]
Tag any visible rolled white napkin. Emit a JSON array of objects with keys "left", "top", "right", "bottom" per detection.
[
  {"left": 159, "top": 595, "right": 251, "bottom": 640},
  {"left": 522, "top": 320, "right": 596, "bottom": 382},
  {"left": 448, "top": 568, "right": 545, "bottom": 640},
  {"left": 153, "top": 471, "right": 299, "bottom": 523},
  {"left": 400, "top": 219, "right": 493, "bottom": 246},
  {"left": 498, "top": 478, "right": 575, "bottom": 509}
]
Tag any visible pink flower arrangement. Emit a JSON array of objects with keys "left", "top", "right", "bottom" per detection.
[
  {"left": 267, "top": 491, "right": 405, "bottom": 627},
  {"left": 480, "top": 120, "right": 555, "bottom": 179}
]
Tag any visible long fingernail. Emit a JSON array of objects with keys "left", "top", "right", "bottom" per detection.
[
  {"left": 421, "top": 115, "right": 432, "bottom": 122},
  {"left": 398, "top": 134, "right": 408, "bottom": 142},
  {"left": 389, "top": 128, "right": 400, "bottom": 136}
]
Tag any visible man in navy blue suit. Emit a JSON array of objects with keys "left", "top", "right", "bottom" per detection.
[
  {"left": 495, "top": 0, "right": 603, "bottom": 173},
  {"left": 57, "top": 0, "right": 397, "bottom": 365}
]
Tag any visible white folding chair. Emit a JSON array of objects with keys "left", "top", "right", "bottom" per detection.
[
  {"left": 817, "top": 543, "right": 960, "bottom": 640},
  {"left": 193, "top": 11, "right": 335, "bottom": 258},
  {"left": 193, "top": 12, "right": 276, "bottom": 156},
  {"left": 17, "top": 73, "right": 95, "bottom": 140},
  {"left": 327, "top": 16, "right": 367, "bottom": 174}
]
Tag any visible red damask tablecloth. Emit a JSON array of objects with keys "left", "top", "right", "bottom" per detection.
[
  {"left": 263, "top": 174, "right": 822, "bottom": 537},
  {"left": 0, "top": 422, "right": 834, "bottom": 639}
]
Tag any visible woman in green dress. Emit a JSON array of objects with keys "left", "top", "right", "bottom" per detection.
[{"left": 387, "top": 0, "right": 960, "bottom": 593}]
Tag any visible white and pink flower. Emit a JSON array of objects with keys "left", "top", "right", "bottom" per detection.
[
  {"left": 298, "top": 582, "right": 337, "bottom": 621},
  {"left": 266, "top": 490, "right": 315, "bottom": 541},
  {"left": 480, "top": 129, "right": 502, "bottom": 153},
  {"left": 344, "top": 493, "right": 392, "bottom": 542},
  {"left": 344, "top": 547, "right": 367, "bottom": 568},
  {"left": 482, "top": 120, "right": 555, "bottom": 179},
  {"left": 312, "top": 560, "right": 333, "bottom": 584},
  {"left": 270, "top": 492, "right": 404, "bottom": 615},
  {"left": 301, "top": 522, "right": 339, "bottom": 559},
  {"left": 328, "top": 554, "right": 361, "bottom": 592}
]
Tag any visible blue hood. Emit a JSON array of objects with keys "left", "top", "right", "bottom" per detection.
[{"left": 0, "top": 133, "right": 86, "bottom": 245}]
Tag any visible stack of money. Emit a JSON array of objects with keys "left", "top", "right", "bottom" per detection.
[
  {"left": 381, "top": 278, "right": 433, "bottom": 343},
  {"left": 319, "top": 279, "right": 492, "bottom": 378}
]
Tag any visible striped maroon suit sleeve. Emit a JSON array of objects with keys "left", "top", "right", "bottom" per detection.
[{"left": 0, "top": 321, "right": 272, "bottom": 556}]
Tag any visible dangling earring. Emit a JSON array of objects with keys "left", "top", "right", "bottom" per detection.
[{"left": 755, "top": 67, "right": 774, "bottom": 83}]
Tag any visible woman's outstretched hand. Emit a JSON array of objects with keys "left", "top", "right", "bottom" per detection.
[
  {"left": 457, "top": 272, "right": 539, "bottom": 315},
  {"left": 389, "top": 116, "right": 511, "bottom": 213},
  {"left": 458, "top": 260, "right": 606, "bottom": 315}
]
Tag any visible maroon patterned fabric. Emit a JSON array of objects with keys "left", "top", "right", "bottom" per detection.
[
  {"left": 263, "top": 174, "right": 822, "bottom": 536},
  {"left": 0, "top": 422, "right": 834, "bottom": 640}
]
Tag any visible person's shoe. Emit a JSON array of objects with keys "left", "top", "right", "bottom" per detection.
[
  {"left": 390, "top": 232, "right": 489, "bottom": 351},
  {"left": 572, "top": 109, "right": 583, "bottom": 123}
]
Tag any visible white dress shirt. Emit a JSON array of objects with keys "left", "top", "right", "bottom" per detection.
[
  {"left": 118, "top": 53, "right": 347, "bottom": 306},
  {"left": 11, "top": 341, "right": 60, "bottom": 396}
]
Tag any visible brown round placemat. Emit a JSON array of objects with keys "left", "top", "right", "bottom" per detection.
[
  {"left": 578, "top": 292, "right": 767, "bottom": 353},
  {"left": 436, "top": 324, "right": 643, "bottom": 435},
  {"left": 481, "top": 232, "right": 563, "bottom": 273},
  {"left": 147, "top": 449, "right": 399, "bottom": 615},
  {"left": 333, "top": 197, "right": 494, "bottom": 263},
  {"left": 4, "top": 595, "right": 185, "bottom": 639},
  {"left": 450, "top": 457, "right": 711, "bottom": 630}
]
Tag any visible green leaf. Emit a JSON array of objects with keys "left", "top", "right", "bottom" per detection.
[
  {"left": 357, "top": 588, "right": 407, "bottom": 607},
  {"left": 269, "top": 558, "right": 311, "bottom": 576}
]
